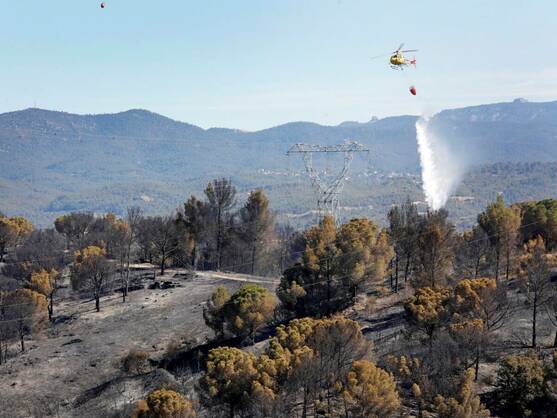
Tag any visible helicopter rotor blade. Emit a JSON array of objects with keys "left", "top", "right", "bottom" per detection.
[
  {"left": 370, "top": 54, "right": 389, "bottom": 60},
  {"left": 401, "top": 49, "right": 418, "bottom": 53},
  {"left": 395, "top": 43, "right": 404, "bottom": 52}
]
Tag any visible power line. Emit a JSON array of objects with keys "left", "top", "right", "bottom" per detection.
[{"left": 287, "top": 141, "right": 370, "bottom": 222}]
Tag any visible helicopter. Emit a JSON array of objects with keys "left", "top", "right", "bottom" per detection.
[{"left": 372, "top": 43, "right": 418, "bottom": 70}]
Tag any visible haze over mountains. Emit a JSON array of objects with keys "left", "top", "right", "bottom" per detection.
[{"left": 1, "top": 99, "right": 557, "bottom": 227}]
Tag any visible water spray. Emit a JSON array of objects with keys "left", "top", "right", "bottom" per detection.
[{"left": 415, "top": 116, "right": 464, "bottom": 210}]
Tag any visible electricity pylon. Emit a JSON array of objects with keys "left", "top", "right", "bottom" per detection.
[{"left": 287, "top": 141, "right": 370, "bottom": 222}]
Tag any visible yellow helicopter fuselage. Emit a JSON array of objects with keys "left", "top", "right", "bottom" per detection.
[{"left": 390, "top": 53, "right": 406, "bottom": 66}]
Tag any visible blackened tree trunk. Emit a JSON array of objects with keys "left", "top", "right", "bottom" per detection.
[
  {"left": 160, "top": 249, "right": 166, "bottom": 275},
  {"left": 532, "top": 295, "right": 537, "bottom": 347},
  {"left": 394, "top": 254, "right": 399, "bottom": 292},
  {"left": 326, "top": 258, "right": 331, "bottom": 315},
  {"left": 302, "top": 387, "right": 309, "bottom": 418},
  {"left": 474, "top": 347, "right": 480, "bottom": 381},
  {"left": 216, "top": 206, "right": 223, "bottom": 271},
  {"left": 250, "top": 244, "right": 256, "bottom": 275},
  {"left": 204, "top": 178, "right": 236, "bottom": 271},
  {"left": 494, "top": 248, "right": 500, "bottom": 281},
  {"left": 19, "top": 326, "right": 25, "bottom": 352},
  {"left": 48, "top": 292, "right": 54, "bottom": 322},
  {"left": 191, "top": 243, "right": 197, "bottom": 271},
  {"left": 474, "top": 255, "right": 481, "bottom": 280},
  {"left": 404, "top": 254, "right": 412, "bottom": 283},
  {"left": 505, "top": 245, "right": 511, "bottom": 281}
]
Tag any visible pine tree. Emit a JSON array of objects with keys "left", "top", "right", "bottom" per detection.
[
  {"left": 205, "top": 178, "right": 236, "bottom": 270},
  {"left": 133, "top": 388, "right": 196, "bottom": 418},
  {"left": 388, "top": 198, "right": 420, "bottom": 289},
  {"left": 30, "top": 269, "right": 60, "bottom": 321},
  {"left": 224, "top": 284, "right": 276, "bottom": 341},
  {"left": 336, "top": 218, "right": 394, "bottom": 299},
  {"left": 519, "top": 236, "right": 553, "bottom": 347},
  {"left": 4, "top": 289, "right": 48, "bottom": 352},
  {"left": 178, "top": 196, "right": 208, "bottom": 270},
  {"left": 496, "top": 353, "right": 545, "bottom": 417},
  {"left": 200, "top": 347, "right": 274, "bottom": 418},
  {"left": 302, "top": 215, "right": 339, "bottom": 314},
  {"left": 54, "top": 212, "right": 93, "bottom": 250},
  {"left": 0, "top": 216, "right": 33, "bottom": 262},
  {"left": 478, "top": 196, "right": 521, "bottom": 281},
  {"left": 435, "top": 368, "right": 490, "bottom": 418},
  {"left": 203, "top": 286, "right": 230, "bottom": 340},
  {"left": 405, "top": 286, "right": 452, "bottom": 347},
  {"left": 71, "top": 246, "right": 111, "bottom": 312},
  {"left": 414, "top": 209, "right": 455, "bottom": 288},
  {"left": 342, "top": 360, "right": 401, "bottom": 418},
  {"left": 238, "top": 189, "right": 275, "bottom": 275}
]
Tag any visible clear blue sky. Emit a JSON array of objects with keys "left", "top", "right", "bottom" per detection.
[{"left": 2, "top": 0, "right": 556, "bottom": 130}]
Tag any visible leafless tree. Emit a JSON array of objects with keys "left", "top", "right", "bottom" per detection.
[
  {"left": 205, "top": 178, "right": 236, "bottom": 270},
  {"left": 454, "top": 226, "right": 492, "bottom": 280},
  {"left": 414, "top": 209, "right": 455, "bottom": 288},
  {"left": 0, "top": 292, "right": 16, "bottom": 364},
  {"left": 520, "top": 237, "right": 553, "bottom": 347},
  {"left": 139, "top": 216, "right": 179, "bottom": 275},
  {"left": 121, "top": 206, "right": 142, "bottom": 301},
  {"left": 545, "top": 291, "right": 557, "bottom": 347},
  {"left": 71, "top": 247, "right": 113, "bottom": 312},
  {"left": 388, "top": 198, "right": 420, "bottom": 290}
]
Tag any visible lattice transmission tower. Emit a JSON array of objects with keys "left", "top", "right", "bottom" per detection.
[{"left": 287, "top": 141, "right": 370, "bottom": 222}]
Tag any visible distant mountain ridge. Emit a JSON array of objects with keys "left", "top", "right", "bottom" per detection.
[
  {"left": 1, "top": 99, "right": 557, "bottom": 226},
  {"left": 0, "top": 108, "right": 205, "bottom": 140}
]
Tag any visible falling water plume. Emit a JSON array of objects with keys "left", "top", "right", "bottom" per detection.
[{"left": 415, "top": 116, "right": 464, "bottom": 210}]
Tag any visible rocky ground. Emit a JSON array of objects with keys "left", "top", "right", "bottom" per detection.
[
  {"left": 1, "top": 267, "right": 555, "bottom": 418},
  {"left": 0, "top": 268, "right": 278, "bottom": 418}
]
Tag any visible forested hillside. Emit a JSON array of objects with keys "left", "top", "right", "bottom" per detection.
[
  {"left": 1, "top": 99, "right": 557, "bottom": 226},
  {"left": 2, "top": 184, "right": 557, "bottom": 417}
]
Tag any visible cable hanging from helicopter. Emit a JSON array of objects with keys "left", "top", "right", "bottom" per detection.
[{"left": 371, "top": 43, "right": 419, "bottom": 95}]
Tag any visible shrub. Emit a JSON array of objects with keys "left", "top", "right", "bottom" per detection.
[
  {"left": 496, "top": 353, "right": 545, "bottom": 417},
  {"left": 164, "top": 339, "right": 181, "bottom": 359},
  {"left": 435, "top": 369, "right": 490, "bottom": 418},
  {"left": 132, "top": 389, "right": 196, "bottom": 418},
  {"left": 120, "top": 349, "right": 150, "bottom": 375}
]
